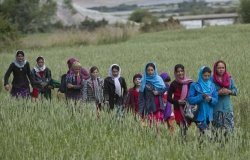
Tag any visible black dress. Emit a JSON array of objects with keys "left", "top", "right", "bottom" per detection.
[{"left": 4, "top": 62, "right": 33, "bottom": 97}]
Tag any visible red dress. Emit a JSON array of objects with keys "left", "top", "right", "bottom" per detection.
[
  {"left": 126, "top": 88, "right": 139, "bottom": 114},
  {"left": 168, "top": 80, "right": 192, "bottom": 125},
  {"left": 32, "top": 71, "right": 45, "bottom": 98}
]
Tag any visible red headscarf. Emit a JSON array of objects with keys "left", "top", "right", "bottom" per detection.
[{"left": 213, "top": 60, "right": 231, "bottom": 88}]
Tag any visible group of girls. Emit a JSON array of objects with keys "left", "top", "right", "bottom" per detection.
[{"left": 4, "top": 51, "right": 237, "bottom": 138}]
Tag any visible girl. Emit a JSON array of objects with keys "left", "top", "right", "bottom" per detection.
[
  {"left": 83, "top": 66, "right": 104, "bottom": 112},
  {"left": 4, "top": 50, "right": 33, "bottom": 98},
  {"left": 31, "top": 56, "right": 52, "bottom": 100},
  {"left": 58, "top": 58, "right": 89, "bottom": 97},
  {"left": 167, "top": 64, "right": 193, "bottom": 136},
  {"left": 104, "top": 64, "right": 127, "bottom": 117},
  {"left": 66, "top": 61, "right": 84, "bottom": 101},
  {"left": 67, "top": 58, "right": 89, "bottom": 80},
  {"left": 212, "top": 60, "right": 237, "bottom": 135},
  {"left": 139, "top": 63, "right": 166, "bottom": 126},
  {"left": 160, "top": 72, "right": 175, "bottom": 133},
  {"left": 125, "top": 73, "right": 142, "bottom": 115},
  {"left": 188, "top": 66, "right": 218, "bottom": 135}
]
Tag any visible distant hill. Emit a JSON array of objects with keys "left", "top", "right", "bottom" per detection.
[
  {"left": 55, "top": 0, "right": 237, "bottom": 26},
  {"left": 73, "top": 0, "right": 236, "bottom": 8}
]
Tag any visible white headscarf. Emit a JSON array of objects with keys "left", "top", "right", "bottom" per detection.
[
  {"left": 14, "top": 60, "right": 27, "bottom": 68},
  {"left": 34, "top": 56, "right": 46, "bottom": 72},
  {"left": 108, "top": 64, "right": 122, "bottom": 97},
  {"left": 14, "top": 50, "right": 27, "bottom": 68}
]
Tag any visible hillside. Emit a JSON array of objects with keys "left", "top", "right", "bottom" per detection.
[{"left": 73, "top": 0, "right": 236, "bottom": 7}]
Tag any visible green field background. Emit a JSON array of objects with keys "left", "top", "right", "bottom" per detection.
[{"left": 0, "top": 25, "right": 249, "bottom": 159}]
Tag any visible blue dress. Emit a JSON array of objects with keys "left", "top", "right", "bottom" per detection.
[{"left": 188, "top": 82, "right": 218, "bottom": 130}]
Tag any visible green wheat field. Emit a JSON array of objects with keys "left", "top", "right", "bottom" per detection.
[{"left": 0, "top": 25, "right": 250, "bottom": 159}]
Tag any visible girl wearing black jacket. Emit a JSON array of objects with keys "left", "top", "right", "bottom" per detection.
[
  {"left": 4, "top": 50, "right": 33, "bottom": 98},
  {"left": 104, "top": 64, "right": 127, "bottom": 117}
]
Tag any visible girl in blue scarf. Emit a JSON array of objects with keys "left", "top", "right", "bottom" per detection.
[
  {"left": 139, "top": 63, "right": 166, "bottom": 126},
  {"left": 188, "top": 66, "right": 218, "bottom": 134}
]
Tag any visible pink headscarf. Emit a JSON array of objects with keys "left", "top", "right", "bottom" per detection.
[
  {"left": 67, "top": 57, "right": 90, "bottom": 80},
  {"left": 175, "top": 73, "right": 193, "bottom": 100},
  {"left": 213, "top": 60, "right": 231, "bottom": 88}
]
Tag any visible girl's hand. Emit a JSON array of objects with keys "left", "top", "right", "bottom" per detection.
[
  {"left": 205, "top": 96, "right": 212, "bottom": 102},
  {"left": 67, "top": 84, "right": 74, "bottom": 89},
  {"left": 41, "top": 82, "right": 47, "bottom": 88},
  {"left": 219, "top": 88, "right": 231, "bottom": 95},
  {"left": 153, "top": 90, "right": 159, "bottom": 96},
  {"left": 104, "top": 101, "right": 109, "bottom": 105},
  {"left": 218, "top": 89, "right": 224, "bottom": 95},
  {"left": 224, "top": 88, "right": 232, "bottom": 95},
  {"left": 202, "top": 94, "right": 207, "bottom": 99},
  {"left": 178, "top": 99, "right": 186, "bottom": 105},
  {"left": 4, "top": 85, "right": 10, "bottom": 91}
]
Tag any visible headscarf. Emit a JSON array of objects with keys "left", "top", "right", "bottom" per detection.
[
  {"left": 139, "top": 63, "right": 165, "bottom": 92},
  {"left": 160, "top": 72, "right": 171, "bottom": 90},
  {"left": 66, "top": 61, "right": 82, "bottom": 85},
  {"left": 197, "top": 66, "right": 212, "bottom": 94},
  {"left": 34, "top": 56, "right": 46, "bottom": 72},
  {"left": 160, "top": 72, "right": 171, "bottom": 82},
  {"left": 213, "top": 60, "right": 231, "bottom": 88},
  {"left": 14, "top": 50, "right": 27, "bottom": 68},
  {"left": 67, "top": 57, "right": 90, "bottom": 80},
  {"left": 108, "top": 64, "right": 122, "bottom": 97},
  {"left": 174, "top": 67, "right": 193, "bottom": 100}
]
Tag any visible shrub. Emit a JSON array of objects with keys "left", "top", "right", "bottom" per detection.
[
  {"left": 0, "top": 16, "right": 19, "bottom": 51},
  {"left": 80, "top": 18, "right": 108, "bottom": 31},
  {"left": 129, "top": 9, "right": 156, "bottom": 23},
  {"left": 140, "top": 17, "right": 182, "bottom": 32},
  {"left": 238, "top": 0, "right": 250, "bottom": 23}
]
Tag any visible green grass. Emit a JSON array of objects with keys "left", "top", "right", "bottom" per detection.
[{"left": 0, "top": 24, "right": 250, "bottom": 159}]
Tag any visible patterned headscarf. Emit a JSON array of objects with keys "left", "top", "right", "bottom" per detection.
[{"left": 67, "top": 57, "right": 90, "bottom": 80}]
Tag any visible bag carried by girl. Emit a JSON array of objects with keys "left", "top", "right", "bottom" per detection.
[{"left": 183, "top": 100, "right": 198, "bottom": 121}]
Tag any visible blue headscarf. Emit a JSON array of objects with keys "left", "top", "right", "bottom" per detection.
[
  {"left": 197, "top": 66, "right": 212, "bottom": 94},
  {"left": 139, "top": 63, "right": 165, "bottom": 92}
]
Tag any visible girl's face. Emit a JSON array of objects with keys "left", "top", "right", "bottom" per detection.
[
  {"left": 202, "top": 72, "right": 211, "bottom": 81},
  {"left": 37, "top": 59, "right": 44, "bottom": 68},
  {"left": 91, "top": 69, "right": 99, "bottom": 79},
  {"left": 146, "top": 66, "right": 154, "bottom": 76},
  {"left": 112, "top": 68, "right": 119, "bottom": 77},
  {"left": 134, "top": 78, "right": 141, "bottom": 87},
  {"left": 16, "top": 54, "right": 24, "bottom": 62},
  {"left": 74, "top": 67, "right": 81, "bottom": 75},
  {"left": 216, "top": 62, "right": 226, "bottom": 76},
  {"left": 175, "top": 68, "right": 185, "bottom": 80}
]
